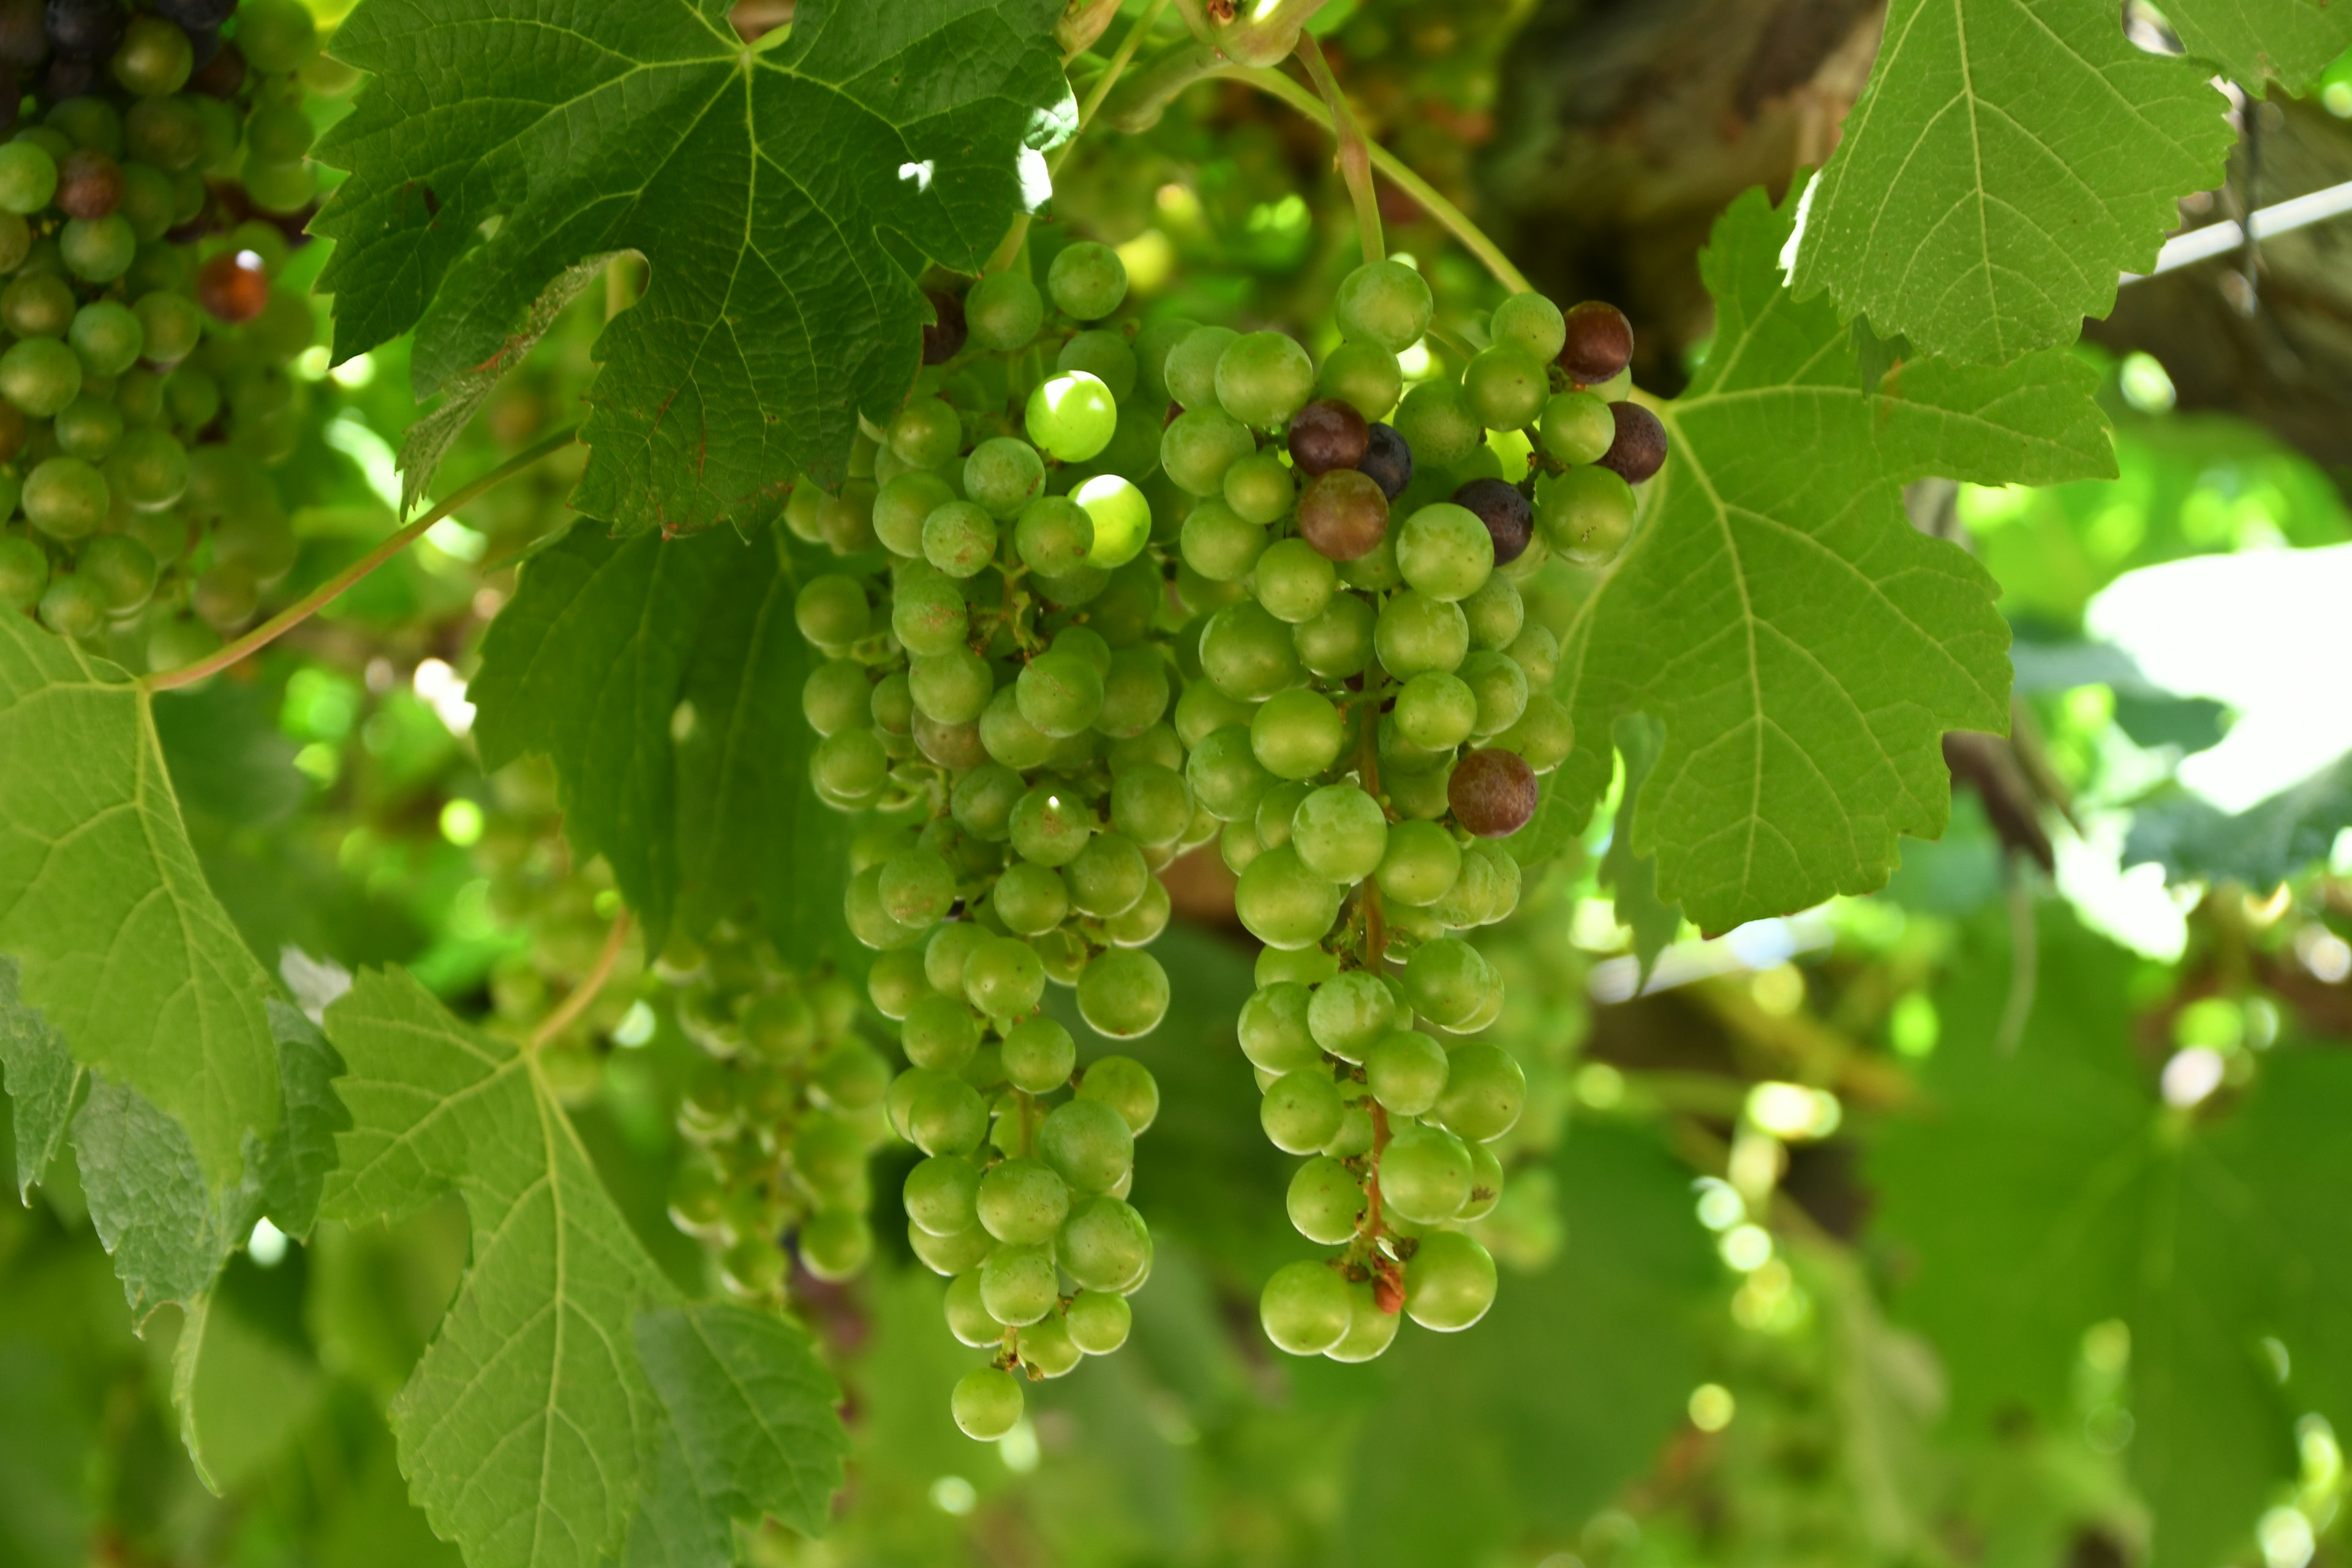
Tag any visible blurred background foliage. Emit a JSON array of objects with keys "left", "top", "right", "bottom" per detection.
[{"left": 7, "top": 2, "right": 2352, "bottom": 1567}]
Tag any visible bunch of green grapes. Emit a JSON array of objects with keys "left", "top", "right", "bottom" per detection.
[
  {"left": 1186, "top": 266, "right": 1660, "bottom": 1361},
  {"left": 659, "top": 925, "right": 897, "bottom": 1305},
  {"left": 791, "top": 241, "right": 1177, "bottom": 1441},
  {"left": 0, "top": 0, "right": 332, "bottom": 666}
]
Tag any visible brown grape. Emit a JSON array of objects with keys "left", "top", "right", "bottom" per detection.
[
  {"left": 1287, "top": 398, "right": 1368, "bottom": 477},
  {"left": 1451, "top": 477, "right": 1532, "bottom": 565},
  {"left": 1558, "top": 301, "right": 1633, "bottom": 385},
  {"left": 195, "top": 250, "right": 268, "bottom": 324},
  {"left": 1297, "top": 468, "right": 1389, "bottom": 562},
  {"left": 922, "top": 288, "right": 966, "bottom": 366},
  {"left": 1596, "top": 401, "right": 1668, "bottom": 484},
  {"left": 1357, "top": 421, "right": 1412, "bottom": 499},
  {"left": 55, "top": 148, "right": 122, "bottom": 219},
  {"left": 1448, "top": 748, "right": 1540, "bottom": 838}
]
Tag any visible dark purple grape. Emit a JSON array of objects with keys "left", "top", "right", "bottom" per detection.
[
  {"left": 1357, "top": 421, "right": 1412, "bottom": 499},
  {"left": 44, "top": 0, "right": 122, "bottom": 59},
  {"left": 1286, "top": 398, "right": 1368, "bottom": 477},
  {"left": 1596, "top": 402, "right": 1668, "bottom": 484},
  {"left": 55, "top": 146, "right": 120, "bottom": 219},
  {"left": 1449, "top": 749, "right": 1539, "bottom": 838},
  {"left": 37, "top": 48, "right": 93, "bottom": 97},
  {"left": 1559, "top": 301, "right": 1634, "bottom": 385},
  {"left": 1297, "top": 469, "right": 1389, "bottom": 562},
  {"left": 921, "top": 288, "right": 965, "bottom": 365},
  {"left": 0, "top": 0, "right": 45, "bottom": 64},
  {"left": 153, "top": 0, "right": 233, "bottom": 26},
  {"left": 1452, "top": 477, "right": 1533, "bottom": 565}
]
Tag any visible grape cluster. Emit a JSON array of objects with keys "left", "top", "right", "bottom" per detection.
[
  {"left": 792, "top": 239, "right": 1176, "bottom": 1441},
  {"left": 659, "top": 925, "right": 896, "bottom": 1303},
  {"left": 0, "top": 0, "right": 330, "bottom": 666}
]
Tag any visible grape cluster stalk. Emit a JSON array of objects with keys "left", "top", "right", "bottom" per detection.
[
  {"left": 0, "top": 0, "right": 339, "bottom": 665},
  {"left": 791, "top": 225, "right": 1662, "bottom": 1430}
]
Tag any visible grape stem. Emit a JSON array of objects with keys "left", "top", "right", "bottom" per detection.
[
  {"left": 530, "top": 908, "right": 633, "bottom": 1050},
  {"left": 1354, "top": 683, "right": 1388, "bottom": 969},
  {"left": 986, "top": 0, "right": 1174, "bottom": 273},
  {"left": 143, "top": 425, "right": 582, "bottom": 694},
  {"left": 1294, "top": 33, "right": 1382, "bottom": 265}
]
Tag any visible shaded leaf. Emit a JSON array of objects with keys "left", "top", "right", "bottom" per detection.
[
  {"left": 635, "top": 1303, "right": 848, "bottom": 1537},
  {"left": 2124, "top": 752, "right": 2352, "bottom": 890},
  {"left": 1598, "top": 714, "right": 1681, "bottom": 984}
]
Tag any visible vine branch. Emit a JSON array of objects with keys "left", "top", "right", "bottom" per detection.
[
  {"left": 145, "top": 426, "right": 582, "bottom": 693},
  {"left": 1295, "top": 33, "right": 1381, "bottom": 264},
  {"left": 531, "top": 908, "right": 633, "bottom": 1050}
]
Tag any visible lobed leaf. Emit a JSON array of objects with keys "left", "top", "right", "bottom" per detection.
[{"left": 635, "top": 1303, "right": 848, "bottom": 1539}]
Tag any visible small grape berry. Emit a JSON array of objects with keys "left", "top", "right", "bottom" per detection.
[
  {"left": 1451, "top": 477, "right": 1532, "bottom": 565},
  {"left": 1287, "top": 398, "right": 1368, "bottom": 477},
  {"left": 1356, "top": 421, "right": 1413, "bottom": 499},
  {"left": 1558, "top": 300, "right": 1634, "bottom": 385},
  {"left": 1296, "top": 468, "right": 1389, "bottom": 562},
  {"left": 921, "top": 288, "right": 966, "bottom": 364},
  {"left": 195, "top": 250, "right": 268, "bottom": 324},
  {"left": 1448, "top": 748, "right": 1540, "bottom": 838},
  {"left": 1597, "top": 401, "right": 1668, "bottom": 485}
]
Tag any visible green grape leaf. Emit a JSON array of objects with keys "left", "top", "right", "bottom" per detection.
[
  {"left": 1598, "top": 714, "right": 1681, "bottom": 983},
  {"left": 1871, "top": 910, "right": 2352, "bottom": 1568},
  {"left": 619, "top": 1426, "right": 731, "bottom": 1568},
  {"left": 2124, "top": 753, "right": 2352, "bottom": 891},
  {"left": 71, "top": 1076, "right": 255, "bottom": 1319},
  {"left": 1553, "top": 187, "right": 2114, "bottom": 935},
  {"left": 258, "top": 1000, "right": 349, "bottom": 1241},
  {"left": 471, "top": 524, "right": 834, "bottom": 952},
  {"left": 0, "top": 956, "right": 80, "bottom": 1199},
  {"left": 0, "top": 614, "right": 282, "bottom": 1195},
  {"left": 314, "top": 0, "right": 1075, "bottom": 534},
  {"left": 170, "top": 1284, "right": 328, "bottom": 1494},
  {"left": 1338, "top": 1123, "right": 1718, "bottom": 1567},
  {"left": 318, "top": 967, "right": 850, "bottom": 1568},
  {"left": 1786, "top": 0, "right": 2352, "bottom": 364},
  {"left": 635, "top": 1303, "right": 848, "bottom": 1537}
]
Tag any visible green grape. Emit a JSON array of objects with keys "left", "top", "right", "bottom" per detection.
[
  {"left": 1025, "top": 371, "right": 1118, "bottom": 463},
  {"left": 1395, "top": 503, "right": 1496, "bottom": 602},
  {"left": 1403, "top": 938, "right": 1498, "bottom": 1030},
  {"left": 952, "top": 1366, "right": 1025, "bottom": 1441},
  {"left": 1462, "top": 571, "right": 1525, "bottom": 650},
  {"left": 1200, "top": 597, "right": 1303, "bottom": 699},
  {"left": 874, "top": 472, "right": 956, "bottom": 558},
  {"left": 1375, "top": 820, "right": 1462, "bottom": 907},
  {"left": 891, "top": 571, "right": 969, "bottom": 657},
  {"left": 1540, "top": 389, "right": 1614, "bottom": 466},
  {"left": 1248, "top": 540, "right": 1330, "bottom": 628},
  {"left": 1004, "top": 1017, "right": 1077, "bottom": 1094},
  {"left": 1535, "top": 464, "right": 1637, "bottom": 564},
  {"left": 916, "top": 500, "right": 992, "bottom": 579},
  {"left": 1102, "top": 876, "right": 1170, "bottom": 947},
  {"left": 1464, "top": 344, "right": 1548, "bottom": 431},
  {"left": 1291, "top": 783, "right": 1388, "bottom": 884},
  {"left": 1175, "top": 679, "right": 1254, "bottom": 748},
  {"left": 1014, "top": 493, "right": 1095, "bottom": 576},
  {"left": 0, "top": 214, "right": 26, "bottom": 275},
  {"left": 1071, "top": 473, "right": 1150, "bottom": 568},
  {"left": 1458, "top": 650, "right": 1529, "bottom": 737},
  {"left": 1163, "top": 324, "right": 1238, "bottom": 409},
  {"left": 1222, "top": 450, "right": 1295, "bottom": 525},
  {"left": 22, "top": 456, "right": 107, "bottom": 541},
  {"left": 991, "top": 860, "right": 1068, "bottom": 935},
  {"left": 1066, "top": 832, "right": 1148, "bottom": 916},
  {"left": 0, "top": 535, "right": 47, "bottom": 610},
  {"left": 803, "top": 661, "right": 870, "bottom": 736},
  {"left": 1065, "top": 1289, "right": 1131, "bottom": 1354},
  {"left": 979, "top": 1241, "right": 1059, "bottom": 1326},
  {"left": 965, "top": 270, "right": 1042, "bottom": 351},
  {"left": 1316, "top": 339, "right": 1402, "bottom": 421},
  {"left": 1403, "top": 1231, "right": 1498, "bottom": 1332},
  {"left": 36, "top": 573, "right": 105, "bottom": 639},
  {"left": 1007, "top": 785, "right": 1090, "bottom": 865},
  {"left": 1047, "top": 239, "right": 1128, "bottom": 320},
  {"left": 1374, "top": 590, "right": 1469, "bottom": 678},
  {"left": 1109, "top": 764, "right": 1192, "bottom": 849},
  {"left": 1294, "top": 590, "right": 1375, "bottom": 679},
  {"left": 1215, "top": 330, "right": 1315, "bottom": 431},
  {"left": 1260, "top": 1065, "right": 1344, "bottom": 1154},
  {"left": 1256, "top": 781, "right": 1309, "bottom": 850},
  {"left": 1039, "top": 1096, "right": 1133, "bottom": 1194},
  {"left": 1237, "top": 982, "right": 1319, "bottom": 1075},
  {"left": 105, "top": 426, "right": 187, "bottom": 510},
  {"left": 69, "top": 301, "right": 143, "bottom": 377},
  {"left": 239, "top": 0, "right": 322, "bottom": 72},
  {"left": 1458, "top": 1143, "right": 1506, "bottom": 1221},
  {"left": 1300, "top": 971, "right": 1389, "bottom": 1063},
  {"left": 1160, "top": 407, "right": 1254, "bottom": 497},
  {"left": 1260, "top": 1259, "right": 1352, "bottom": 1354},
  {"left": 1286, "top": 1157, "right": 1365, "bottom": 1245},
  {"left": 1366, "top": 1030, "right": 1449, "bottom": 1117},
  {"left": 949, "top": 763, "right": 1023, "bottom": 843},
  {"left": 145, "top": 614, "right": 219, "bottom": 674},
  {"left": 1335, "top": 530, "right": 1403, "bottom": 591},
  {"left": 1335, "top": 259, "right": 1433, "bottom": 353},
  {"left": 963, "top": 436, "right": 1044, "bottom": 518},
  {"left": 925, "top": 924, "right": 992, "bottom": 998},
  {"left": 908, "top": 1074, "right": 989, "bottom": 1155},
  {"left": 118, "top": 164, "right": 176, "bottom": 242},
  {"left": 61, "top": 216, "right": 136, "bottom": 283},
  {"left": 1179, "top": 498, "right": 1265, "bottom": 583},
  {"left": 1077, "top": 948, "right": 1170, "bottom": 1039},
  {"left": 1491, "top": 292, "right": 1567, "bottom": 363},
  {"left": 978, "top": 685, "right": 1054, "bottom": 770},
  {"left": 1324, "top": 1280, "right": 1401, "bottom": 1362},
  {"left": 1497, "top": 692, "right": 1574, "bottom": 774},
  {"left": 1058, "top": 1195, "right": 1152, "bottom": 1292},
  {"left": 721, "top": 1236, "right": 787, "bottom": 1298},
  {"left": 791, "top": 1115, "right": 870, "bottom": 1202},
  {"left": 1058, "top": 330, "right": 1137, "bottom": 403},
  {"left": 1011, "top": 647, "right": 1101, "bottom": 737},
  {"left": 944, "top": 1271, "right": 1000, "bottom": 1346},
  {"left": 908, "top": 647, "right": 993, "bottom": 726},
  {"left": 1, "top": 339, "right": 81, "bottom": 418},
  {"left": 1018, "top": 1312, "right": 1083, "bottom": 1378},
  {"left": 77, "top": 533, "right": 155, "bottom": 612},
  {"left": 795, "top": 573, "right": 870, "bottom": 649},
  {"left": 1394, "top": 670, "right": 1477, "bottom": 750},
  {"left": 1235, "top": 844, "right": 1343, "bottom": 950},
  {"left": 1393, "top": 379, "right": 1482, "bottom": 470},
  {"left": 1096, "top": 647, "right": 1170, "bottom": 737},
  {"left": 963, "top": 935, "right": 1045, "bottom": 1019},
  {"left": 878, "top": 848, "right": 957, "bottom": 927},
  {"left": 1247, "top": 687, "right": 1344, "bottom": 782},
  {"left": 1434, "top": 1042, "right": 1527, "bottom": 1141},
  {"left": 909, "top": 1219, "right": 993, "bottom": 1276},
  {"left": 888, "top": 397, "right": 962, "bottom": 469},
  {"left": 1381, "top": 1123, "right": 1472, "bottom": 1223},
  {"left": 976, "top": 1158, "right": 1071, "bottom": 1246},
  {"left": 0, "top": 143, "right": 56, "bottom": 214}
]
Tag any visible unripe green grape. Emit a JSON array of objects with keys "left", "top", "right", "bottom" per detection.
[
  {"left": 1039, "top": 1096, "right": 1133, "bottom": 1196},
  {"left": 801, "top": 1206, "right": 873, "bottom": 1283},
  {"left": 1026, "top": 371, "right": 1118, "bottom": 463},
  {"left": 1058, "top": 328, "right": 1137, "bottom": 403},
  {"left": 0, "top": 143, "right": 56, "bottom": 215},
  {"left": 1381, "top": 1123, "right": 1472, "bottom": 1223},
  {"left": 1017, "top": 1311, "right": 1083, "bottom": 1379},
  {"left": 1403, "top": 937, "right": 1497, "bottom": 1030},
  {"left": 1012, "top": 647, "right": 1101, "bottom": 739},
  {"left": 1215, "top": 330, "right": 1314, "bottom": 431},
  {"left": 1261, "top": 1259, "right": 1352, "bottom": 1355},
  {"left": 1316, "top": 339, "right": 1403, "bottom": 421},
  {"left": 952, "top": 1365, "right": 1025, "bottom": 1441},
  {"left": 1293, "top": 590, "right": 1375, "bottom": 679},
  {"left": 104, "top": 426, "right": 187, "bottom": 510},
  {"left": 2, "top": 339, "right": 81, "bottom": 419},
  {"left": 1335, "top": 259, "right": 1433, "bottom": 353},
  {"left": 1464, "top": 344, "right": 1548, "bottom": 431},
  {"left": 1466, "top": 839, "right": 1521, "bottom": 924},
  {"left": 116, "top": 164, "right": 175, "bottom": 244},
  {"left": 990, "top": 860, "right": 1068, "bottom": 935},
  {"left": 1375, "top": 820, "right": 1462, "bottom": 907},
  {"left": 69, "top": 301, "right": 143, "bottom": 377},
  {"left": 1160, "top": 407, "right": 1254, "bottom": 497},
  {"left": 23, "top": 456, "right": 107, "bottom": 541},
  {"left": 977, "top": 1158, "right": 1071, "bottom": 1246},
  {"left": 1065, "top": 473, "right": 1147, "bottom": 569},
  {"left": 1236, "top": 843, "right": 1344, "bottom": 950},
  {"left": 191, "top": 562, "right": 260, "bottom": 631},
  {"left": 1105, "top": 763, "right": 1188, "bottom": 849},
  {"left": 1003, "top": 1017, "right": 1077, "bottom": 1095},
  {"left": 921, "top": 925, "right": 989, "bottom": 1001},
  {"left": 1389, "top": 759, "right": 1456, "bottom": 823},
  {"left": 1095, "top": 647, "right": 1169, "bottom": 738},
  {"left": 61, "top": 216, "right": 135, "bottom": 283},
  {"left": 1015, "top": 494, "right": 1095, "bottom": 576},
  {"left": 1164, "top": 324, "right": 1239, "bottom": 410},
  {"left": 910, "top": 1218, "right": 993, "bottom": 1275},
  {"left": 1047, "top": 239, "right": 1128, "bottom": 320},
  {"left": 0, "top": 535, "right": 47, "bottom": 610},
  {"left": 902, "top": 649, "right": 987, "bottom": 728},
  {"left": 1491, "top": 292, "right": 1567, "bottom": 363},
  {"left": 1540, "top": 389, "right": 1614, "bottom": 466},
  {"left": 1430, "top": 846, "right": 1499, "bottom": 929},
  {"left": 944, "top": 1270, "right": 1000, "bottom": 1346},
  {"left": 1131, "top": 316, "right": 1196, "bottom": 404},
  {"left": 918, "top": 500, "right": 995, "bottom": 579},
  {"left": 36, "top": 573, "right": 105, "bottom": 639},
  {"left": 1237, "top": 982, "right": 1320, "bottom": 1074},
  {"left": 1307, "top": 970, "right": 1395, "bottom": 1063},
  {"left": 964, "top": 436, "right": 1045, "bottom": 519},
  {"left": 56, "top": 397, "right": 121, "bottom": 460},
  {"left": 894, "top": 571, "right": 972, "bottom": 657},
  {"left": 888, "top": 397, "right": 962, "bottom": 469},
  {"left": 1255, "top": 781, "right": 1309, "bottom": 852},
  {"left": 1290, "top": 783, "right": 1387, "bottom": 884},
  {"left": 878, "top": 848, "right": 957, "bottom": 926},
  {"left": 872, "top": 470, "right": 952, "bottom": 557},
  {"left": 1497, "top": 692, "right": 1574, "bottom": 774},
  {"left": 1066, "top": 1289, "right": 1131, "bottom": 1354},
  {"left": 1536, "top": 464, "right": 1637, "bottom": 564},
  {"left": 1462, "top": 571, "right": 1525, "bottom": 653},
  {"left": 791, "top": 1115, "right": 870, "bottom": 1203},
  {"left": 1178, "top": 499, "right": 1264, "bottom": 583},
  {"left": 1200, "top": 597, "right": 1303, "bottom": 699},
  {"left": 1374, "top": 590, "right": 1469, "bottom": 679},
  {"left": 144, "top": 614, "right": 218, "bottom": 676},
  {"left": 1334, "top": 533, "right": 1403, "bottom": 596},
  {"left": 1102, "top": 873, "right": 1171, "bottom": 951},
  {"left": 908, "top": 1071, "right": 990, "bottom": 1155},
  {"left": 2, "top": 274, "right": 73, "bottom": 341},
  {"left": 1325, "top": 1280, "right": 1401, "bottom": 1362},
  {"left": 1396, "top": 502, "right": 1496, "bottom": 603},
  {"left": 975, "top": 685, "right": 1052, "bottom": 771},
  {"left": 1287, "top": 1156, "right": 1366, "bottom": 1244},
  {"left": 1393, "top": 379, "right": 1481, "bottom": 470},
  {"left": 1222, "top": 450, "right": 1295, "bottom": 525},
  {"left": 977, "top": 1241, "right": 1057, "bottom": 1327},
  {"left": 1457, "top": 650, "right": 1529, "bottom": 739},
  {"left": 1435, "top": 1041, "right": 1526, "bottom": 1141},
  {"left": 1366, "top": 1030, "right": 1449, "bottom": 1117},
  {"left": 1395, "top": 670, "right": 1478, "bottom": 751},
  {"left": 239, "top": 0, "right": 322, "bottom": 70},
  {"left": 77, "top": 533, "right": 155, "bottom": 612},
  {"left": 963, "top": 935, "right": 1045, "bottom": 1019},
  {"left": 1077, "top": 1053, "right": 1161, "bottom": 1142},
  {"left": 937, "top": 767, "right": 1014, "bottom": 847},
  {"left": 813, "top": 1040, "right": 892, "bottom": 1109},
  {"left": 966, "top": 269, "right": 1043, "bottom": 351},
  {"left": 1058, "top": 1194, "right": 1152, "bottom": 1293},
  {"left": 1007, "top": 786, "right": 1090, "bottom": 866},
  {"left": 1248, "top": 687, "right": 1344, "bottom": 782},
  {"left": 1174, "top": 680, "right": 1256, "bottom": 750},
  {"left": 1220, "top": 818, "right": 1264, "bottom": 878},
  {"left": 1246, "top": 542, "right": 1330, "bottom": 630},
  {"left": 246, "top": 99, "right": 316, "bottom": 164},
  {"left": 809, "top": 728, "right": 886, "bottom": 810},
  {"left": 1065, "top": 832, "right": 1148, "bottom": 918},
  {"left": 794, "top": 573, "right": 869, "bottom": 649},
  {"left": 720, "top": 1235, "right": 786, "bottom": 1298},
  {"left": 1404, "top": 1230, "right": 1498, "bottom": 1332}
]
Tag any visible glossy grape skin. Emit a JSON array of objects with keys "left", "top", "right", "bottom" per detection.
[
  {"left": 1058, "top": 1194, "right": 1152, "bottom": 1292},
  {"left": 1381, "top": 1123, "right": 1473, "bottom": 1223},
  {"left": 1291, "top": 783, "right": 1387, "bottom": 884},
  {"left": 1307, "top": 971, "right": 1394, "bottom": 1062},
  {"left": 1449, "top": 747, "right": 1540, "bottom": 836},
  {"left": 1297, "top": 467, "right": 1388, "bottom": 562},
  {"left": 1287, "top": 397, "right": 1369, "bottom": 477},
  {"left": 1180, "top": 497, "right": 1267, "bottom": 583},
  {"left": 1366, "top": 1030, "right": 1449, "bottom": 1117},
  {"left": 1464, "top": 344, "right": 1548, "bottom": 431},
  {"left": 1025, "top": 371, "right": 1118, "bottom": 463},
  {"left": 1402, "top": 938, "right": 1499, "bottom": 1030},
  {"left": 1072, "top": 473, "right": 1151, "bottom": 568},
  {"left": 1250, "top": 687, "right": 1345, "bottom": 781},
  {"left": 1535, "top": 464, "right": 1637, "bottom": 565},
  {"left": 1065, "top": 1289, "right": 1132, "bottom": 1353},
  {"left": 1078, "top": 948, "right": 1170, "bottom": 1038},
  {"left": 966, "top": 268, "right": 1042, "bottom": 350},
  {"left": 1597, "top": 399, "right": 1670, "bottom": 484},
  {"left": 1261, "top": 1259, "right": 1352, "bottom": 1354},
  {"left": 952, "top": 1366, "right": 1024, "bottom": 1441},
  {"left": 1403, "top": 1230, "right": 1498, "bottom": 1331},
  {"left": 1393, "top": 379, "right": 1481, "bottom": 470},
  {"left": 1334, "top": 258, "right": 1433, "bottom": 353},
  {"left": 1373, "top": 590, "right": 1468, "bottom": 679},
  {"left": 1559, "top": 300, "right": 1635, "bottom": 383},
  {"left": 1316, "top": 338, "right": 1401, "bottom": 421},
  {"left": 1452, "top": 477, "right": 1534, "bottom": 566},
  {"left": 1490, "top": 292, "right": 1567, "bottom": 362},
  {"left": 1540, "top": 388, "right": 1614, "bottom": 466},
  {"left": 1395, "top": 502, "right": 1496, "bottom": 603},
  {"left": 1287, "top": 1157, "right": 1366, "bottom": 1245},
  {"left": 1047, "top": 239, "right": 1128, "bottom": 320},
  {"left": 1235, "top": 846, "right": 1343, "bottom": 952},
  {"left": 1161, "top": 406, "right": 1254, "bottom": 497},
  {"left": 1356, "top": 421, "right": 1414, "bottom": 499},
  {"left": 1164, "top": 324, "right": 1239, "bottom": 409},
  {"left": 1039, "top": 1096, "right": 1133, "bottom": 1194}
]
